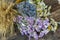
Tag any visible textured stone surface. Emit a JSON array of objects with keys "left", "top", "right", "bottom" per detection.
[
  {"left": 51, "top": 9, "right": 60, "bottom": 22},
  {"left": 44, "top": 0, "right": 60, "bottom": 12}
]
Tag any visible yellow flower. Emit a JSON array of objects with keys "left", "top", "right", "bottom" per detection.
[
  {"left": 50, "top": 18, "right": 58, "bottom": 32},
  {"left": 48, "top": 25, "right": 52, "bottom": 31}
]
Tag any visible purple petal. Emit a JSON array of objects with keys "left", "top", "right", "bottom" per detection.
[
  {"left": 16, "top": 15, "right": 23, "bottom": 23},
  {"left": 35, "top": 26, "right": 40, "bottom": 32},
  {"left": 43, "top": 19, "right": 49, "bottom": 28},
  {"left": 25, "top": 17, "right": 34, "bottom": 25},
  {"left": 20, "top": 31, "right": 24, "bottom": 35},
  {"left": 27, "top": 26, "right": 33, "bottom": 34},
  {"left": 42, "top": 29, "right": 49, "bottom": 35},
  {"left": 39, "top": 29, "right": 49, "bottom": 37},
  {"left": 33, "top": 32, "right": 38, "bottom": 39},
  {"left": 36, "top": 19, "right": 43, "bottom": 29},
  {"left": 38, "top": 25, "right": 42, "bottom": 29},
  {"left": 22, "top": 30, "right": 28, "bottom": 35},
  {"left": 39, "top": 31, "right": 44, "bottom": 37},
  {"left": 21, "top": 26, "right": 26, "bottom": 30}
]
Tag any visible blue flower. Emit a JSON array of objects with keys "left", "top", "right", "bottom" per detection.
[{"left": 17, "top": 1, "right": 36, "bottom": 17}]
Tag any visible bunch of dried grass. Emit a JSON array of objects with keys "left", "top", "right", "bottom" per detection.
[{"left": 0, "top": 0, "right": 17, "bottom": 40}]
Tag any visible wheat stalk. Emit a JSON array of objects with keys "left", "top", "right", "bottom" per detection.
[{"left": 0, "top": 0, "right": 17, "bottom": 40}]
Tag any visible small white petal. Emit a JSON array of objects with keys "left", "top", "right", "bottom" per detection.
[{"left": 22, "top": 23, "right": 26, "bottom": 26}]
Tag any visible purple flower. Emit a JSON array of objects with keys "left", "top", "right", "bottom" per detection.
[
  {"left": 36, "top": 19, "right": 42, "bottom": 25},
  {"left": 16, "top": 15, "right": 23, "bottom": 23},
  {"left": 42, "top": 29, "right": 49, "bottom": 35},
  {"left": 28, "top": 25, "right": 34, "bottom": 31},
  {"left": 25, "top": 17, "right": 35, "bottom": 25},
  {"left": 33, "top": 32, "right": 38, "bottom": 40},
  {"left": 20, "top": 31, "right": 24, "bottom": 35},
  {"left": 39, "top": 29, "right": 49, "bottom": 37},
  {"left": 16, "top": 16, "right": 51, "bottom": 40},
  {"left": 35, "top": 26, "right": 40, "bottom": 32},
  {"left": 24, "top": 30, "right": 28, "bottom": 35},
  {"left": 36, "top": 19, "right": 42, "bottom": 29},
  {"left": 39, "top": 31, "right": 44, "bottom": 37},
  {"left": 43, "top": 18, "right": 50, "bottom": 29},
  {"left": 29, "top": 30, "right": 34, "bottom": 37},
  {"left": 28, "top": 27, "right": 33, "bottom": 34}
]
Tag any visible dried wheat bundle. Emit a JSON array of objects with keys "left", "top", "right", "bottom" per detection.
[{"left": 0, "top": 0, "right": 17, "bottom": 40}]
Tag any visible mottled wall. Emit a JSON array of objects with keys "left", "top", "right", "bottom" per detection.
[{"left": 44, "top": 0, "right": 60, "bottom": 12}]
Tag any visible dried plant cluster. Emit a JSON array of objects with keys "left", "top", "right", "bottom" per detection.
[
  {"left": 0, "top": 0, "right": 59, "bottom": 40},
  {"left": 0, "top": 0, "right": 17, "bottom": 40},
  {"left": 15, "top": 0, "right": 58, "bottom": 40}
]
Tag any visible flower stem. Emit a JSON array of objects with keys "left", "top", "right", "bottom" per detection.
[{"left": 29, "top": 36, "right": 31, "bottom": 40}]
